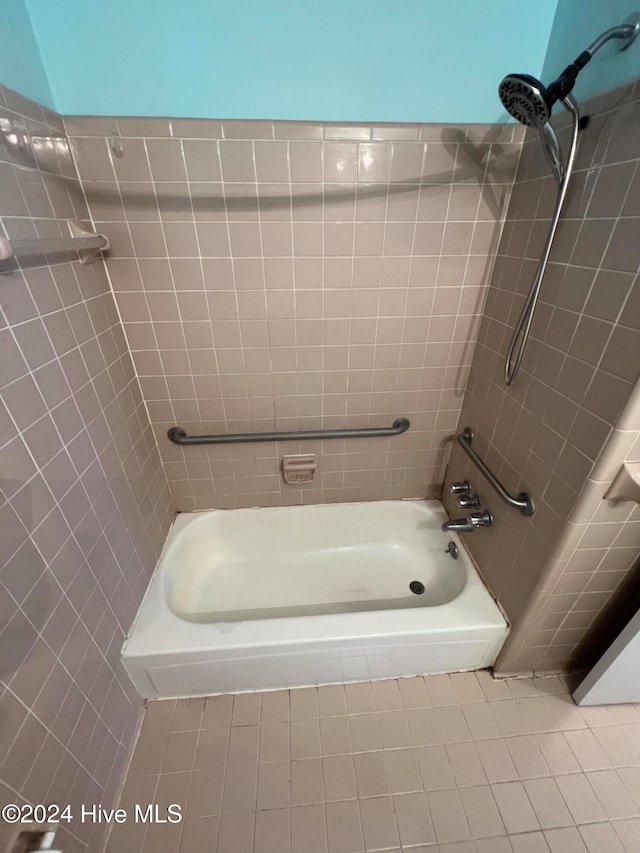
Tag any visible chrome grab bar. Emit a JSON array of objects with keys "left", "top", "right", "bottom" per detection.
[
  {"left": 168, "top": 417, "right": 410, "bottom": 445},
  {"left": 457, "top": 427, "right": 535, "bottom": 516}
]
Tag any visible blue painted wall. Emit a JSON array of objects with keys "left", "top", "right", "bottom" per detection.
[
  {"left": 24, "top": 0, "right": 557, "bottom": 122},
  {"left": 0, "top": 0, "right": 53, "bottom": 108},
  {"left": 542, "top": 0, "right": 640, "bottom": 102}
]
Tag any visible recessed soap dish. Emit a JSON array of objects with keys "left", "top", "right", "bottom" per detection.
[{"left": 282, "top": 454, "right": 317, "bottom": 484}]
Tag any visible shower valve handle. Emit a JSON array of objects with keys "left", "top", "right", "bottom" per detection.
[
  {"left": 458, "top": 493, "right": 481, "bottom": 509},
  {"left": 450, "top": 481, "right": 470, "bottom": 495},
  {"left": 470, "top": 510, "right": 493, "bottom": 528}
]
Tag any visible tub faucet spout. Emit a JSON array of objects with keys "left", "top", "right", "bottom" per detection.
[
  {"left": 441, "top": 517, "right": 474, "bottom": 533},
  {"left": 441, "top": 510, "right": 493, "bottom": 533}
]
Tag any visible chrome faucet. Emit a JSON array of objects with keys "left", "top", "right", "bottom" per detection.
[{"left": 441, "top": 510, "right": 493, "bottom": 533}]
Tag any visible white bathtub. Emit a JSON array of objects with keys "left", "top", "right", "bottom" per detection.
[{"left": 122, "top": 500, "right": 508, "bottom": 698}]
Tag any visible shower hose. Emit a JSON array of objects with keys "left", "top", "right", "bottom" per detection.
[{"left": 504, "top": 95, "right": 581, "bottom": 386}]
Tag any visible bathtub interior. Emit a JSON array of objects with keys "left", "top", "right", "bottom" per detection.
[{"left": 164, "top": 500, "right": 467, "bottom": 623}]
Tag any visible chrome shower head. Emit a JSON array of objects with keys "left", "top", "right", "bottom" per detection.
[
  {"left": 498, "top": 76, "right": 565, "bottom": 183},
  {"left": 498, "top": 73, "right": 553, "bottom": 128}
]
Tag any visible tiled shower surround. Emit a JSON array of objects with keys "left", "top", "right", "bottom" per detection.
[
  {"left": 443, "top": 78, "right": 640, "bottom": 674},
  {"left": 66, "top": 115, "right": 522, "bottom": 509},
  {"left": 1, "top": 72, "right": 639, "bottom": 853},
  {"left": 0, "top": 87, "right": 173, "bottom": 853}
]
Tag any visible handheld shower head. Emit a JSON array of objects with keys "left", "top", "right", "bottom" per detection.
[
  {"left": 498, "top": 74, "right": 553, "bottom": 128},
  {"left": 500, "top": 12, "right": 640, "bottom": 388},
  {"left": 499, "top": 12, "right": 640, "bottom": 129},
  {"left": 498, "top": 75, "right": 567, "bottom": 184}
]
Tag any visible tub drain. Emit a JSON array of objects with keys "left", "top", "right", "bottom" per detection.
[{"left": 409, "top": 580, "right": 425, "bottom": 595}]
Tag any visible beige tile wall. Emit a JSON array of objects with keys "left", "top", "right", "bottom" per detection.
[
  {"left": 443, "top": 78, "right": 640, "bottom": 674},
  {"left": 0, "top": 86, "right": 173, "bottom": 853},
  {"left": 67, "top": 116, "right": 522, "bottom": 510},
  {"left": 500, "top": 379, "right": 640, "bottom": 675}
]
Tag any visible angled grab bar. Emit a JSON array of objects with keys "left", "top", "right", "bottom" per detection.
[
  {"left": 457, "top": 427, "right": 535, "bottom": 516},
  {"left": 168, "top": 417, "right": 410, "bottom": 445}
]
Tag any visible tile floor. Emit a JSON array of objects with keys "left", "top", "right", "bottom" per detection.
[{"left": 106, "top": 672, "right": 640, "bottom": 853}]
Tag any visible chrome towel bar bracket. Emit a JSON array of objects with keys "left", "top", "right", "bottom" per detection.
[
  {"left": 0, "top": 221, "right": 110, "bottom": 265},
  {"left": 168, "top": 417, "right": 410, "bottom": 445},
  {"left": 457, "top": 427, "right": 535, "bottom": 517}
]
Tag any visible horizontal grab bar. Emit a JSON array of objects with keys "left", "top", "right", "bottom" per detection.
[
  {"left": 457, "top": 427, "right": 535, "bottom": 517},
  {"left": 168, "top": 417, "right": 410, "bottom": 445}
]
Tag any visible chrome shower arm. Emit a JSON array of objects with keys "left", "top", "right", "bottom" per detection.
[
  {"left": 547, "top": 13, "right": 640, "bottom": 106},
  {"left": 586, "top": 14, "right": 640, "bottom": 55}
]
